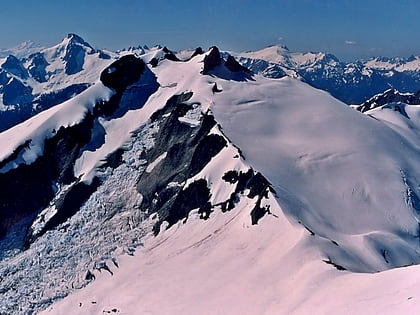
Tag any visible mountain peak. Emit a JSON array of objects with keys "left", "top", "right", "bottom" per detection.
[
  {"left": 241, "top": 45, "right": 290, "bottom": 64},
  {"left": 63, "top": 33, "right": 94, "bottom": 51}
]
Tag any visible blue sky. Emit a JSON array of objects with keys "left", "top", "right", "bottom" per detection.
[{"left": 1, "top": 0, "right": 420, "bottom": 61}]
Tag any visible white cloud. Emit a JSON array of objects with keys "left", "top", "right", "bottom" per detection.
[
  {"left": 277, "top": 36, "right": 284, "bottom": 41},
  {"left": 345, "top": 40, "right": 357, "bottom": 45}
]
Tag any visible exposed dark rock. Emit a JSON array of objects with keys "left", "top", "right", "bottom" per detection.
[
  {"left": 225, "top": 55, "right": 252, "bottom": 73},
  {"left": 190, "top": 47, "right": 204, "bottom": 59},
  {"left": 64, "top": 43, "right": 86, "bottom": 75},
  {"left": 222, "top": 170, "right": 239, "bottom": 184},
  {"left": 357, "top": 88, "right": 420, "bottom": 112},
  {"left": 85, "top": 270, "right": 96, "bottom": 281},
  {"left": 0, "top": 113, "right": 94, "bottom": 240},
  {"left": 212, "top": 83, "right": 222, "bottom": 93},
  {"left": 162, "top": 47, "right": 180, "bottom": 62},
  {"left": 27, "top": 52, "right": 49, "bottom": 83},
  {"left": 1, "top": 55, "right": 28, "bottom": 79},
  {"left": 149, "top": 58, "right": 159, "bottom": 68},
  {"left": 165, "top": 179, "right": 212, "bottom": 227},
  {"left": 247, "top": 172, "right": 272, "bottom": 199},
  {"left": 100, "top": 54, "right": 145, "bottom": 92},
  {"left": 250, "top": 197, "right": 270, "bottom": 225},
  {"left": 189, "top": 134, "right": 227, "bottom": 177},
  {"left": 202, "top": 46, "right": 222, "bottom": 74},
  {"left": 2, "top": 78, "right": 33, "bottom": 106},
  {"left": 136, "top": 92, "right": 228, "bottom": 233},
  {"left": 323, "top": 258, "right": 347, "bottom": 271}
]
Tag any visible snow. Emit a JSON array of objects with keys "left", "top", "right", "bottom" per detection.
[
  {"left": 0, "top": 82, "right": 113, "bottom": 173},
  {"left": 364, "top": 57, "right": 420, "bottom": 72},
  {"left": 145, "top": 152, "right": 167, "bottom": 173},
  {"left": 39, "top": 50, "right": 420, "bottom": 314},
  {"left": 240, "top": 45, "right": 290, "bottom": 64},
  {"left": 42, "top": 196, "right": 420, "bottom": 315},
  {"left": 0, "top": 40, "right": 44, "bottom": 59},
  {"left": 212, "top": 76, "right": 420, "bottom": 271},
  {"left": 238, "top": 45, "right": 334, "bottom": 69}
]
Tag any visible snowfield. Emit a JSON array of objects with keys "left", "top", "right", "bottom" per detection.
[{"left": 33, "top": 47, "right": 420, "bottom": 315}]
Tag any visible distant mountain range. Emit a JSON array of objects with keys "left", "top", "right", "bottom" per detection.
[
  {"left": 234, "top": 45, "right": 420, "bottom": 104},
  {"left": 1, "top": 37, "right": 420, "bottom": 134}
]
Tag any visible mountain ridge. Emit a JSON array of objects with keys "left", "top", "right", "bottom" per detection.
[{"left": 0, "top": 34, "right": 420, "bottom": 314}]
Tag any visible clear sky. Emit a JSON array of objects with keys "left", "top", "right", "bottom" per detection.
[{"left": 1, "top": 0, "right": 420, "bottom": 61}]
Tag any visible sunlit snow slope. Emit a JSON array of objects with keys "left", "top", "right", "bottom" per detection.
[{"left": 40, "top": 47, "right": 420, "bottom": 315}]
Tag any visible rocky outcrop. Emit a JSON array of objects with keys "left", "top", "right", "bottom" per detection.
[
  {"left": 27, "top": 52, "right": 49, "bottom": 83},
  {"left": 1, "top": 55, "right": 28, "bottom": 79},
  {"left": 2, "top": 77, "right": 33, "bottom": 106},
  {"left": 0, "top": 113, "right": 94, "bottom": 240},
  {"left": 100, "top": 54, "right": 145, "bottom": 92},
  {"left": 356, "top": 89, "right": 420, "bottom": 112},
  {"left": 202, "top": 46, "right": 222, "bottom": 74},
  {"left": 225, "top": 55, "right": 252, "bottom": 73}
]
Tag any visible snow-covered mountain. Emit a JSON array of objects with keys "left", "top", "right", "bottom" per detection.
[
  {"left": 0, "top": 34, "right": 117, "bottom": 132},
  {"left": 0, "top": 36, "right": 420, "bottom": 314},
  {"left": 0, "top": 40, "right": 44, "bottom": 59},
  {"left": 235, "top": 45, "right": 420, "bottom": 104},
  {"left": 355, "top": 88, "right": 420, "bottom": 112}
]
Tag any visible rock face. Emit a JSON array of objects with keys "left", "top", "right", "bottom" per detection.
[
  {"left": 0, "top": 113, "right": 94, "bottom": 240},
  {"left": 100, "top": 55, "right": 145, "bottom": 92},
  {"left": 63, "top": 33, "right": 97, "bottom": 75},
  {"left": 1, "top": 55, "right": 29, "bottom": 79},
  {"left": 27, "top": 52, "right": 48, "bottom": 83},
  {"left": 202, "top": 46, "right": 222, "bottom": 74},
  {"left": 225, "top": 55, "right": 251, "bottom": 73},
  {"left": 356, "top": 89, "right": 420, "bottom": 112}
]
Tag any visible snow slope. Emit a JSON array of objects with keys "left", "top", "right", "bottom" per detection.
[
  {"left": 0, "top": 82, "right": 113, "bottom": 173},
  {"left": 212, "top": 76, "right": 420, "bottom": 273},
  {"left": 42, "top": 202, "right": 420, "bottom": 315},
  {"left": 39, "top": 49, "right": 420, "bottom": 314}
]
